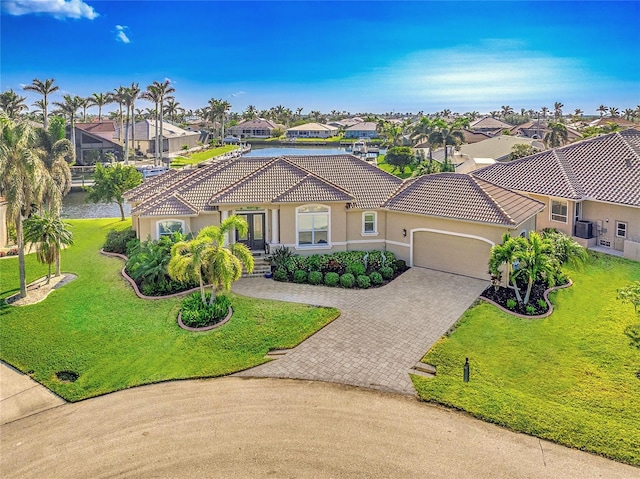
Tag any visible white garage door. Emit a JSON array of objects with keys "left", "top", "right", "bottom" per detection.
[{"left": 413, "top": 231, "right": 492, "bottom": 280}]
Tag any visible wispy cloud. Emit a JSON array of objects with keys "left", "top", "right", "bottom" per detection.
[
  {"left": 230, "top": 91, "right": 246, "bottom": 98},
  {"left": 115, "top": 25, "right": 130, "bottom": 44},
  {"left": 2, "top": 0, "right": 98, "bottom": 20}
]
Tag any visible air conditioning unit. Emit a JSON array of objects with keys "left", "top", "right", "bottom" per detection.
[{"left": 575, "top": 220, "right": 593, "bottom": 239}]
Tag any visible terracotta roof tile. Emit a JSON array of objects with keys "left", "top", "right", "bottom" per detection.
[
  {"left": 383, "top": 173, "right": 544, "bottom": 226},
  {"left": 133, "top": 194, "right": 198, "bottom": 217},
  {"left": 474, "top": 130, "right": 640, "bottom": 206},
  {"left": 273, "top": 175, "right": 354, "bottom": 203}
]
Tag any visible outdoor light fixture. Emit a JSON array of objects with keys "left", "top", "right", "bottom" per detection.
[{"left": 402, "top": 228, "right": 407, "bottom": 237}]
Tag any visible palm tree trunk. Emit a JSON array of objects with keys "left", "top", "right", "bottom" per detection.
[
  {"left": 17, "top": 217, "right": 27, "bottom": 298},
  {"left": 124, "top": 106, "right": 130, "bottom": 165},
  {"left": 154, "top": 103, "right": 159, "bottom": 167},
  {"left": 159, "top": 105, "right": 164, "bottom": 166},
  {"left": 523, "top": 278, "right": 533, "bottom": 305},
  {"left": 55, "top": 248, "right": 61, "bottom": 277},
  {"left": 43, "top": 97, "right": 49, "bottom": 131},
  {"left": 510, "top": 277, "right": 523, "bottom": 304},
  {"left": 199, "top": 277, "right": 206, "bottom": 304},
  {"left": 131, "top": 100, "right": 136, "bottom": 159}
]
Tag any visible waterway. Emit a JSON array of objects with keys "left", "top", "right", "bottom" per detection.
[
  {"left": 62, "top": 191, "right": 130, "bottom": 219},
  {"left": 243, "top": 144, "right": 386, "bottom": 158}
]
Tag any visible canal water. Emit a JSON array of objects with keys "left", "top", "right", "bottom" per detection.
[
  {"left": 62, "top": 190, "right": 131, "bottom": 219},
  {"left": 243, "top": 144, "right": 386, "bottom": 159}
]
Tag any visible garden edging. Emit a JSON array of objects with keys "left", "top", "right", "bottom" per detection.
[
  {"left": 480, "top": 279, "right": 573, "bottom": 319},
  {"left": 100, "top": 249, "right": 203, "bottom": 300},
  {"left": 177, "top": 307, "right": 233, "bottom": 332}
]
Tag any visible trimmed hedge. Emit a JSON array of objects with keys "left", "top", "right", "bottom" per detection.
[
  {"left": 308, "top": 271, "right": 323, "bottom": 285},
  {"left": 340, "top": 273, "right": 355, "bottom": 288},
  {"left": 324, "top": 272, "right": 340, "bottom": 287},
  {"left": 356, "top": 274, "right": 371, "bottom": 289}
]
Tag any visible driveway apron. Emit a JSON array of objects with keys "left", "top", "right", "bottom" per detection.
[{"left": 233, "top": 268, "right": 487, "bottom": 394}]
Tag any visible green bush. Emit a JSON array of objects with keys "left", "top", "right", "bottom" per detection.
[
  {"left": 306, "top": 254, "right": 326, "bottom": 272},
  {"left": 293, "top": 269, "right": 308, "bottom": 284},
  {"left": 369, "top": 271, "right": 383, "bottom": 286},
  {"left": 266, "top": 246, "right": 295, "bottom": 270},
  {"left": 324, "top": 272, "right": 340, "bottom": 287},
  {"left": 356, "top": 274, "right": 371, "bottom": 289},
  {"left": 273, "top": 267, "right": 288, "bottom": 282},
  {"left": 346, "top": 262, "right": 366, "bottom": 276},
  {"left": 537, "top": 299, "right": 547, "bottom": 309},
  {"left": 526, "top": 305, "right": 537, "bottom": 315},
  {"left": 394, "top": 259, "right": 407, "bottom": 271},
  {"left": 103, "top": 228, "right": 137, "bottom": 254},
  {"left": 506, "top": 299, "right": 517, "bottom": 310},
  {"left": 379, "top": 266, "right": 394, "bottom": 280},
  {"left": 308, "top": 271, "right": 323, "bottom": 285},
  {"left": 340, "top": 273, "right": 355, "bottom": 288},
  {"left": 180, "top": 293, "right": 231, "bottom": 328}
]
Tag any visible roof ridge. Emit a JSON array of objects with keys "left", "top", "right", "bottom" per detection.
[
  {"left": 553, "top": 149, "right": 584, "bottom": 198},
  {"left": 271, "top": 172, "right": 354, "bottom": 203},
  {"left": 280, "top": 157, "right": 355, "bottom": 196},
  {"left": 472, "top": 177, "right": 519, "bottom": 226},
  {"left": 207, "top": 156, "right": 283, "bottom": 204}
]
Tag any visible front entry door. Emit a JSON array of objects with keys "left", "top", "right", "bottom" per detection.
[{"left": 236, "top": 213, "right": 265, "bottom": 251}]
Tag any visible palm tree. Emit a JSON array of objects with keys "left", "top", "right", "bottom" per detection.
[
  {"left": 0, "top": 89, "right": 28, "bottom": 119},
  {"left": 573, "top": 108, "right": 583, "bottom": 118},
  {"left": 121, "top": 86, "right": 138, "bottom": 165},
  {"left": 623, "top": 108, "right": 636, "bottom": 121},
  {"left": 88, "top": 92, "right": 111, "bottom": 123},
  {"left": 489, "top": 233, "right": 526, "bottom": 304},
  {"left": 296, "top": 107, "right": 304, "bottom": 119},
  {"left": 23, "top": 210, "right": 73, "bottom": 282},
  {"left": 553, "top": 102, "right": 564, "bottom": 120},
  {"left": 140, "top": 84, "right": 161, "bottom": 165},
  {"left": 168, "top": 216, "right": 254, "bottom": 306},
  {"left": 608, "top": 107, "right": 619, "bottom": 118},
  {"left": 153, "top": 80, "right": 175, "bottom": 163},
  {"left": 52, "top": 94, "right": 82, "bottom": 159},
  {"left": 78, "top": 97, "right": 90, "bottom": 122},
  {"left": 31, "top": 99, "right": 46, "bottom": 124},
  {"left": 23, "top": 78, "right": 59, "bottom": 130},
  {"left": 112, "top": 86, "right": 127, "bottom": 143},
  {"left": 33, "top": 116, "right": 73, "bottom": 204},
  {"left": 501, "top": 105, "right": 514, "bottom": 117},
  {"left": 428, "top": 120, "right": 465, "bottom": 162},
  {"left": 544, "top": 121, "right": 569, "bottom": 148},
  {"left": 514, "top": 232, "right": 556, "bottom": 305},
  {"left": 243, "top": 105, "right": 257, "bottom": 120},
  {"left": 540, "top": 106, "right": 549, "bottom": 119},
  {"left": 596, "top": 105, "right": 608, "bottom": 118},
  {"left": 164, "top": 98, "right": 183, "bottom": 123},
  {"left": 128, "top": 82, "right": 141, "bottom": 158},
  {"left": 0, "top": 117, "right": 49, "bottom": 298}
]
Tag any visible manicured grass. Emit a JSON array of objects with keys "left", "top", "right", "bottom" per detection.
[
  {"left": 170, "top": 145, "right": 238, "bottom": 167},
  {"left": 376, "top": 154, "right": 414, "bottom": 179},
  {"left": 412, "top": 253, "right": 640, "bottom": 465},
  {"left": 0, "top": 219, "right": 338, "bottom": 402}
]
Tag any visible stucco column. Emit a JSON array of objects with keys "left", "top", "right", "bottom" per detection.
[
  {"left": 271, "top": 208, "right": 279, "bottom": 245},
  {"left": 221, "top": 210, "right": 229, "bottom": 246}
]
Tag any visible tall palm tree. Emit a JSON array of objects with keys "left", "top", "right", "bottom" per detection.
[
  {"left": 141, "top": 84, "right": 162, "bottom": 165},
  {"left": 544, "top": 121, "right": 568, "bottom": 148},
  {"left": 33, "top": 116, "right": 73, "bottom": 205},
  {"left": 31, "top": 99, "right": 46, "bottom": 124},
  {"left": 111, "top": 86, "right": 127, "bottom": 143},
  {"left": 0, "top": 89, "right": 28, "bottom": 119},
  {"left": 608, "top": 107, "right": 619, "bottom": 118},
  {"left": 168, "top": 216, "right": 254, "bottom": 306},
  {"left": 52, "top": 94, "right": 82, "bottom": 159},
  {"left": 623, "top": 108, "right": 636, "bottom": 121},
  {"left": 242, "top": 105, "right": 257, "bottom": 120},
  {"left": 596, "top": 105, "right": 608, "bottom": 118},
  {"left": 121, "top": 86, "right": 137, "bottom": 164},
  {"left": 151, "top": 80, "right": 175, "bottom": 164},
  {"left": 540, "top": 106, "right": 549, "bottom": 119},
  {"left": 164, "top": 98, "right": 183, "bottom": 123},
  {"left": 128, "top": 82, "right": 141, "bottom": 158},
  {"left": 428, "top": 120, "right": 465, "bottom": 162},
  {"left": 553, "top": 101, "right": 564, "bottom": 120},
  {"left": 23, "top": 210, "right": 73, "bottom": 282},
  {"left": 573, "top": 108, "right": 583, "bottom": 118},
  {"left": 0, "top": 117, "right": 49, "bottom": 298},
  {"left": 501, "top": 105, "right": 514, "bottom": 117},
  {"left": 88, "top": 92, "right": 111, "bottom": 123},
  {"left": 23, "top": 78, "right": 58, "bottom": 130},
  {"left": 78, "top": 97, "right": 90, "bottom": 122}
]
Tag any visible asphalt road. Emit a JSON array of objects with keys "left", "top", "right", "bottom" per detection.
[{"left": 1, "top": 377, "right": 636, "bottom": 478}]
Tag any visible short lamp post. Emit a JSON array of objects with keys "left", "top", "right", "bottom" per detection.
[{"left": 463, "top": 357, "right": 470, "bottom": 383}]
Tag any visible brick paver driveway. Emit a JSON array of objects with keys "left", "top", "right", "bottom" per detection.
[{"left": 233, "top": 267, "right": 487, "bottom": 394}]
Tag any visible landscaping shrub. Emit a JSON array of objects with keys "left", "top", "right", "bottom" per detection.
[
  {"left": 506, "top": 299, "right": 517, "bottom": 310},
  {"left": 286, "top": 255, "right": 308, "bottom": 273},
  {"left": 273, "top": 267, "right": 289, "bottom": 282},
  {"left": 103, "top": 228, "right": 137, "bottom": 254},
  {"left": 180, "top": 293, "right": 231, "bottom": 328},
  {"left": 324, "top": 272, "right": 340, "bottom": 287},
  {"left": 379, "top": 266, "right": 394, "bottom": 280},
  {"left": 394, "top": 259, "right": 407, "bottom": 271},
  {"left": 306, "top": 254, "right": 326, "bottom": 273},
  {"left": 356, "top": 274, "right": 371, "bottom": 289},
  {"left": 266, "top": 246, "right": 295, "bottom": 271},
  {"left": 537, "top": 299, "right": 547, "bottom": 310},
  {"left": 369, "top": 271, "right": 383, "bottom": 286},
  {"left": 340, "top": 273, "right": 355, "bottom": 288},
  {"left": 308, "top": 271, "right": 323, "bottom": 285},
  {"left": 526, "top": 305, "right": 536, "bottom": 315},
  {"left": 293, "top": 269, "right": 308, "bottom": 284},
  {"left": 346, "top": 262, "right": 366, "bottom": 276}
]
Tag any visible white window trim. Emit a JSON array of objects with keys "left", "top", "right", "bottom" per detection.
[
  {"left": 616, "top": 221, "right": 627, "bottom": 238},
  {"left": 156, "top": 219, "right": 185, "bottom": 239},
  {"left": 550, "top": 198, "right": 568, "bottom": 224},
  {"left": 295, "top": 204, "right": 331, "bottom": 248},
  {"left": 361, "top": 211, "right": 379, "bottom": 236}
]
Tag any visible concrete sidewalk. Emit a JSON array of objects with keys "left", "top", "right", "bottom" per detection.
[{"left": 0, "top": 361, "right": 65, "bottom": 425}]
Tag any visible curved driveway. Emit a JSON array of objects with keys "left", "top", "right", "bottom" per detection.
[
  {"left": 1, "top": 378, "right": 635, "bottom": 478},
  {"left": 233, "top": 267, "right": 487, "bottom": 394}
]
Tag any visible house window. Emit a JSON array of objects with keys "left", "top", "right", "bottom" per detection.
[
  {"left": 157, "top": 220, "right": 184, "bottom": 238},
  {"left": 297, "top": 205, "right": 330, "bottom": 246},
  {"left": 550, "top": 200, "right": 568, "bottom": 223},
  {"left": 616, "top": 222, "right": 627, "bottom": 238},
  {"left": 362, "top": 211, "right": 377, "bottom": 235}
]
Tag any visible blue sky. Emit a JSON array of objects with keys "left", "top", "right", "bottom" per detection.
[{"left": 1, "top": 1, "right": 639, "bottom": 116}]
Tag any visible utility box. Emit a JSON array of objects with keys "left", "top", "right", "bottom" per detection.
[{"left": 575, "top": 220, "right": 594, "bottom": 239}]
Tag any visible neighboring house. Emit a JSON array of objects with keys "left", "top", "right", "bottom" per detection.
[
  {"left": 588, "top": 117, "right": 636, "bottom": 129},
  {"left": 125, "top": 155, "right": 543, "bottom": 280},
  {"left": 286, "top": 123, "right": 339, "bottom": 138},
  {"left": 473, "top": 130, "right": 640, "bottom": 260},
  {"left": 469, "top": 116, "right": 512, "bottom": 134},
  {"left": 453, "top": 135, "right": 545, "bottom": 171},
  {"left": 227, "top": 118, "right": 282, "bottom": 139},
  {"left": 344, "top": 122, "right": 379, "bottom": 139},
  {"left": 115, "top": 120, "right": 200, "bottom": 157},
  {"left": 73, "top": 121, "right": 123, "bottom": 165},
  {"left": 510, "top": 120, "right": 581, "bottom": 142}
]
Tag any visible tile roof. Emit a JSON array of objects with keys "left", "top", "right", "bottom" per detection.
[
  {"left": 473, "top": 130, "right": 640, "bottom": 206},
  {"left": 134, "top": 194, "right": 198, "bottom": 217},
  {"left": 345, "top": 122, "right": 377, "bottom": 131},
  {"left": 286, "top": 123, "right": 338, "bottom": 132},
  {"left": 470, "top": 116, "right": 512, "bottom": 130},
  {"left": 383, "top": 173, "right": 544, "bottom": 226}
]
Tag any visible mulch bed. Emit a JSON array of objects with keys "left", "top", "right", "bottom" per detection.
[{"left": 480, "top": 282, "right": 550, "bottom": 316}]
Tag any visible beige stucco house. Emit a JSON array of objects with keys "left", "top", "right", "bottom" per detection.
[
  {"left": 124, "top": 155, "right": 543, "bottom": 280},
  {"left": 473, "top": 130, "right": 640, "bottom": 261},
  {"left": 286, "top": 123, "right": 339, "bottom": 139}
]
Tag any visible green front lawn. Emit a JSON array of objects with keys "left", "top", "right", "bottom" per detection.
[
  {"left": 413, "top": 253, "right": 640, "bottom": 465},
  {"left": 376, "top": 154, "right": 414, "bottom": 179},
  {"left": 0, "top": 219, "right": 338, "bottom": 402},
  {"left": 170, "top": 145, "right": 238, "bottom": 167}
]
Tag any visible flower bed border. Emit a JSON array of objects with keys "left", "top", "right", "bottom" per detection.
[
  {"left": 100, "top": 249, "right": 201, "bottom": 300},
  {"left": 480, "top": 279, "right": 573, "bottom": 319},
  {"left": 177, "top": 307, "right": 233, "bottom": 332}
]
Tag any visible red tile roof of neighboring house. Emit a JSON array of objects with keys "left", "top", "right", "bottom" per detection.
[
  {"left": 75, "top": 121, "right": 116, "bottom": 133},
  {"left": 473, "top": 130, "right": 640, "bottom": 207},
  {"left": 383, "top": 173, "right": 544, "bottom": 226}
]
